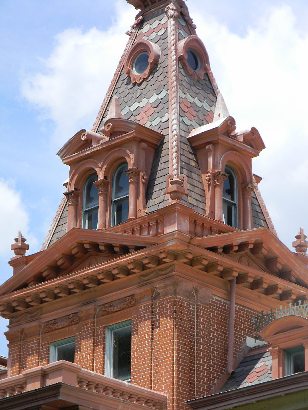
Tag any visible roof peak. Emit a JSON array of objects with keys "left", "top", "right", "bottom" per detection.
[{"left": 127, "top": 0, "right": 179, "bottom": 11}]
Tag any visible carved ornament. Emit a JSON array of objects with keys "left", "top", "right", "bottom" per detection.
[
  {"left": 44, "top": 313, "right": 80, "bottom": 333},
  {"left": 165, "top": 2, "right": 180, "bottom": 19},
  {"left": 213, "top": 171, "right": 227, "bottom": 186},
  {"left": 100, "top": 295, "right": 136, "bottom": 315},
  {"left": 125, "top": 39, "right": 161, "bottom": 84},
  {"left": 178, "top": 35, "right": 210, "bottom": 80},
  {"left": 64, "top": 188, "right": 80, "bottom": 206},
  {"left": 94, "top": 178, "right": 109, "bottom": 195}
]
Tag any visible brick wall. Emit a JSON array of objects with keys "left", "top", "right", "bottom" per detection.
[{"left": 6, "top": 293, "right": 257, "bottom": 410}]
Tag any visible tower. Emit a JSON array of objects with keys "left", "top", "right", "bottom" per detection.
[{"left": 0, "top": 1, "right": 308, "bottom": 409}]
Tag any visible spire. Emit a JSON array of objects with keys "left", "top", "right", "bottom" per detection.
[
  {"left": 91, "top": 0, "right": 224, "bottom": 214},
  {"left": 292, "top": 228, "right": 308, "bottom": 255}
]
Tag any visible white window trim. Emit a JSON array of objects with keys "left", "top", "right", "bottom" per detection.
[
  {"left": 105, "top": 320, "right": 132, "bottom": 381},
  {"left": 49, "top": 337, "right": 75, "bottom": 363}
]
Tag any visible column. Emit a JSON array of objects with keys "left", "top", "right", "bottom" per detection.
[
  {"left": 95, "top": 179, "right": 109, "bottom": 229},
  {"left": 244, "top": 182, "right": 254, "bottom": 230},
  {"left": 127, "top": 168, "right": 140, "bottom": 220},
  {"left": 64, "top": 189, "right": 80, "bottom": 231},
  {"left": 213, "top": 171, "right": 227, "bottom": 221}
]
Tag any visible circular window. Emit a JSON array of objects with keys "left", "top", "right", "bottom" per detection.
[
  {"left": 187, "top": 49, "right": 200, "bottom": 71},
  {"left": 133, "top": 52, "right": 149, "bottom": 74}
]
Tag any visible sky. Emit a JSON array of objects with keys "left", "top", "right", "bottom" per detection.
[{"left": 0, "top": 0, "right": 307, "bottom": 356}]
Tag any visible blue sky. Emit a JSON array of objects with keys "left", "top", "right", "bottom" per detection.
[{"left": 1, "top": 0, "right": 308, "bottom": 356}]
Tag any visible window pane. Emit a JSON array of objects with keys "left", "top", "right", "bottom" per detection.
[
  {"left": 112, "top": 326, "right": 132, "bottom": 381},
  {"left": 285, "top": 346, "right": 304, "bottom": 376},
  {"left": 114, "top": 164, "right": 129, "bottom": 198},
  {"left": 105, "top": 321, "right": 132, "bottom": 382},
  {"left": 57, "top": 342, "right": 75, "bottom": 363},
  {"left": 50, "top": 338, "right": 75, "bottom": 364},
  {"left": 133, "top": 52, "right": 149, "bottom": 74},
  {"left": 114, "top": 198, "right": 129, "bottom": 225},
  {"left": 223, "top": 172, "right": 235, "bottom": 201},
  {"left": 85, "top": 208, "right": 98, "bottom": 230},
  {"left": 187, "top": 49, "right": 199, "bottom": 71},
  {"left": 85, "top": 175, "right": 98, "bottom": 208}
]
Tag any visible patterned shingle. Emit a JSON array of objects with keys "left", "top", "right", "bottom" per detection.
[
  {"left": 222, "top": 348, "right": 272, "bottom": 392},
  {"left": 251, "top": 191, "right": 269, "bottom": 229},
  {"left": 47, "top": 199, "right": 68, "bottom": 247}
]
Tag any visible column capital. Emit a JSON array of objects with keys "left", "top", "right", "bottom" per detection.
[
  {"left": 64, "top": 188, "right": 80, "bottom": 205},
  {"left": 244, "top": 182, "right": 255, "bottom": 194},
  {"left": 94, "top": 178, "right": 109, "bottom": 195},
  {"left": 127, "top": 167, "right": 140, "bottom": 182},
  {"left": 165, "top": 2, "right": 180, "bottom": 19},
  {"left": 213, "top": 171, "right": 227, "bottom": 186}
]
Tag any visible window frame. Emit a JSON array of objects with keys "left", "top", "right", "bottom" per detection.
[
  {"left": 222, "top": 166, "right": 238, "bottom": 227},
  {"left": 82, "top": 173, "right": 99, "bottom": 230},
  {"left": 111, "top": 163, "right": 129, "bottom": 227},
  {"left": 284, "top": 345, "right": 305, "bottom": 376},
  {"left": 49, "top": 337, "right": 75, "bottom": 364},
  {"left": 105, "top": 320, "right": 132, "bottom": 382}
]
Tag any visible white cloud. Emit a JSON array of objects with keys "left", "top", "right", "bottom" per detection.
[
  {"left": 22, "top": 0, "right": 135, "bottom": 146},
  {"left": 0, "top": 180, "right": 33, "bottom": 257},
  {"left": 190, "top": 3, "right": 308, "bottom": 246}
]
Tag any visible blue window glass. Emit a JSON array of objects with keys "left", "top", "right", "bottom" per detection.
[
  {"left": 187, "top": 49, "right": 200, "bottom": 71},
  {"left": 82, "top": 174, "right": 98, "bottom": 229},
  {"left": 133, "top": 52, "right": 149, "bottom": 74},
  {"left": 112, "top": 164, "right": 129, "bottom": 226},
  {"left": 222, "top": 167, "right": 238, "bottom": 227}
]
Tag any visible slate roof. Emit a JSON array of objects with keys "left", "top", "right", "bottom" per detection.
[
  {"left": 251, "top": 191, "right": 268, "bottom": 229},
  {"left": 43, "top": 198, "right": 68, "bottom": 249},
  {"left": 95, "top": 4, "right": 210, "bottom": 214},
  {"left": 222, "top": 347, "right": 272, "bottom": 392}
]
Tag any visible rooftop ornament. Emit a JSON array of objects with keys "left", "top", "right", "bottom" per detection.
[
  {"left": 11, "top": 232, "right": 29, "bottom": 260},
  {"left": 292, "top": 228, "right": 308, "bottom": 255}
]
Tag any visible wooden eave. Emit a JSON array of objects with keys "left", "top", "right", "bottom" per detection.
[
  {"left": 1, "top": 235, "right": 306, "bottom": 319},
  {"left": 0, "top": 228, "right": 159, "bottom": 297},
  {"left": 192, "top": 228, "right": 308, "bottom": 288}
]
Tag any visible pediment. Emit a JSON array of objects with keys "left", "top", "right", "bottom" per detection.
[
  {"left": 0, "top": 229, "right": 157, "bottom": 297},
  {"left": 64, "top": 253, "right": 114, "bottom": 276},
  {"left": 226, "top": 252, "right": 266, "bottom": 272},
  {"left": 57, "top": 129, "right": 108, "bottom": 160}
]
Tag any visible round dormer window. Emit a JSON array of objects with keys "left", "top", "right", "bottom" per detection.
[
  {"left": 133, "top": 52, "right": 149, "bottom": 74},
  {"left": 187, "top": 49, "right": 200, "bottom": 71}
]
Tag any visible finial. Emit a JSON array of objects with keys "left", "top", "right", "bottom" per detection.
[
  {"left": 11, "top": 232, "right": 29, "bottom": 259},
  {"left": 292, "top": 228, "right": 308, "bottom": 255}
]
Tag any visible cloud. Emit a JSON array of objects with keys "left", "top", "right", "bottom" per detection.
[
  {"left": 0, "top": 180, "right": 32, "bottom": 257},
  {"left": 22, "top": 0, "right": 135, "bottom": 146},
  {"left": 190, "top": 3, "right": 308, "bottom": 246}
]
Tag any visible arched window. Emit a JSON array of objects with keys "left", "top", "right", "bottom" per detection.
[
  {"left": 112, "top": 163, "right": 129, "bottom": 226},
  {"left": 223, "top": 166, "right": 238, "bottom": 227},
  {"left": 82, "top": 173, "right": 98, "bottom": 229}
]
